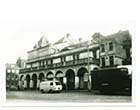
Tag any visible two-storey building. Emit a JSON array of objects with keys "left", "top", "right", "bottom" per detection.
[
  {"left": 19, "top": 34, "right": 100, "bottom": 91},
  {"left": 93, "top": 30, "right": 132, "bottom": 68}
]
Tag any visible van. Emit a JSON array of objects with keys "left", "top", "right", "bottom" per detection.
[{"left": 39, "top": 80, "right": 62, "bottom": 93}]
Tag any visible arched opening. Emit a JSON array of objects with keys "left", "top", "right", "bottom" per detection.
[
  {"left": 26, "top": 75, "right": 30, "bottom": 90},
  {"left": 46, "top": 72, "right": 54, "bottom": 80},
  {"left": 39, "top": 73, "right": 45, "bottom": 82},
  {"left": 19, "top": 75, "right": 24, "bottom": 90},
  {"left": 55, "top": 71, "right": 64, "bottom": 89},
  {"left": 20, "top": 75, "right": 24, "bottom": 81},
  {"left": 66, "top": 69, "right": 75, "bottom": 90},
  {"left": 32, "top": 74, "right": 37, "bottom": 90},
  {"left": 77, "top": 67, "right": 88, "bottom": 90},
  {"left": 91, "top": 67, "right": 99, "bottom": 89}
]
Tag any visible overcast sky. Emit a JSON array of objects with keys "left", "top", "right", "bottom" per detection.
[
  {"left": 0, "top": 0, "right": 136, "bottom": 66},
  {"left": 0, "top": 21, "right": 134, "bottom": 64}
]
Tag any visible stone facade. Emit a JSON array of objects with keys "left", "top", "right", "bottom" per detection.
[{"left": 19, "top": 31, "right": 132, "bottom": 91}]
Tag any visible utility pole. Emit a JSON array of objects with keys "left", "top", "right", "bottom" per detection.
[{"left": 87, "top": 41, "right": 91, "bottom": 91}]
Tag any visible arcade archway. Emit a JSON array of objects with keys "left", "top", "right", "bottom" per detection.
[
  {"left": 32, "top": 74, "right": 37, "bottom": 90},
  {"left": 66, "top": 69, "right": 75, "bottom": 90},
  {"left": 39, "top": 73, "right": 45, "bottom": 82},
  {"left": 77, "top": 67, "right": 88, "bottom": 90},
  {"left": 26, "top": 74, "right": 30, "bottom": 90}
]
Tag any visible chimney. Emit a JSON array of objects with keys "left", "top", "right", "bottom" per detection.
[{"left": 66, "top": 33, "right": 71, "bottom": 38}]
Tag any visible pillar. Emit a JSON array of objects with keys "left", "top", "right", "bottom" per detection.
[
  {"left": 88, "top": 74, "right": 92, "bottom": 91},
  {"left": 63, "top": 77, "right": 67, "bottom": 90},
  {"left": 37, "top": 79, "right": 40, "bottom": 89},
  {"left": 63, "top": 77, "right": 67, "bottom": 84},
  {"left": 30, "top": 79, "right": 33, "bottom": 89},
  {"left": 23, "top": 80, "right": 27, "bottom": 89},
  {"left": 75, "top": 76, "right": 79, "bottom": 89}
]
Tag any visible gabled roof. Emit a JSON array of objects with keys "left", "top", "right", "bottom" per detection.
[
  {"left": 34, "top": 35, "right": 50, "bottom": 49},
  {"left": 92, "top": 32, "right": 104, "bottom": 43},
  {"left": 61, "top": 40, "right": 98, "bottom": 51},
  {"left": 53, "top": 33, "right": 76, "bottom": 45},
  {"left": 103, "top": 30, "right": 131, "bottom": 44}
]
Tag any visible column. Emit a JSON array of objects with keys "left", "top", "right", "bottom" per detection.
[
  {"left": 75, "top": 76, "right": 79, "bottom": 89},
  {"left": 18, "top": 81, "right": 21, "bottom": 89},
  {"left": 30, "top": 79, "right": 33, "bottom": 89},
  {"left": 37, "top": 79, "right": 40, "bottom": 89},
  {"left": 23, "top": 80, "right": 27, "bottom": 89},
  {"left": 87, "top": 74, "right": 92, "bottom": 91},
  {"left": 63, "top": 77, "right": 67, "bottom": 90}
]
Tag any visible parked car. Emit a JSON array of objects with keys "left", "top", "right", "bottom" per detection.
[{"left": 39, "top": 80, "right": 62, "bottom": 93}]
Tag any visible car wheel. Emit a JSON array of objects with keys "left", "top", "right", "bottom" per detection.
[{"left": 41, "top": 90, "right": 45, "bottom": 93}]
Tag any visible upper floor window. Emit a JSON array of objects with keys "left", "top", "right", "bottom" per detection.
[
  {"left": 109, "top": 56, "right": 114, "bottom": 65},
  {"left": 32, "top": 62, "right": 39, "bottom": 67},
  {"left": 109, "top": 42, "right": 113, "bottom": 51},
  {"left": 79, "top": 51, "right": 93, "bottom": 59},
  {"left": 66, "top": 55, "right": 73, "bottom": 61},
  {"left": 16, "top": 70, "right": 19, "bottom": 74},
  {"left": 48, "top": 60, "right": 52, "bottom": 65},
  {"left": 26, "top": 64, "right": 31, "bottom": 68},
  {"left": 101, "top": 44, "right": 105, "bottom": 52},
  {"left": 12, "top": 69, "right": 15, "bottom": 73},
  {"left": 7, "top": 69, "right": 11, "bottom": 73},
  {"left": 53, "top": 58, "right": 61, "bottom": 64}
]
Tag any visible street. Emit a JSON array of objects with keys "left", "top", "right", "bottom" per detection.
[{"left": 6, "top": 90, "right": 131, "bottom": 103}]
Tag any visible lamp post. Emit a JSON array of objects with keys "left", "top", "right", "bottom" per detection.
[{"left": 87, "top": 41, "right": 91, "bottom": 91}]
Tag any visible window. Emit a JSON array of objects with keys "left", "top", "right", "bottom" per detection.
[
  {"left": 48, "top": 60, "right": 51, "bottom": 65},
  {"left": 79, "top": 51, "right": 93, "bottom": 59},
  {"left": 12, "top": 69, "right": 15, "bottom": 73},
  {"left": 101, "top": 57, "right": 105, "bottom": 67},
  {"left": 66, "top": 55, "right": 73, "bottom": 61},
  {"left": 109, "top": 56, "right": 114, "bottom": 65},
  {"left": 16, "top": 70, "right": 19, "bottom": 74},
  {"left": 55, "top": 82, "right": 61, "bottom": 85},
  {"left": 50, "top": 82, "right": 53, "bottom": 86},
  {"left": 101, "top": 44, "right": 105, "bottom": 52},
  {"left": 26, "top": 64, "right": 31, "bottom": 68},
  {"left": 109, "top": 42, "right": 113, "bottom": 51},
  {"left": 7, "top": 69, "right": 11, "bottom": 73},
  {"left": 32, "top": 62, "right": 39, "bottom": 67},
  {"left": 53, "top": 58, "right": 61, "bottom": 64}
]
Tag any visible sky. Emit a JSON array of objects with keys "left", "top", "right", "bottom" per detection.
[
  {"left": 0, "top": 0, "right": 136, "bottom": 65},
  {"left": 0, "top": 21, "right": 134, "bottom": 64}
]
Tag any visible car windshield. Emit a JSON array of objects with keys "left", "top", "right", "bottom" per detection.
[{"left": 55, "top": 82, "right": 61, "bottom": 85}]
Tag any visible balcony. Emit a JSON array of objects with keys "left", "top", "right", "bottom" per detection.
[
  {"left": 53, "top": 63, "right": 63, "bottom": 68},
  {"left": 78, "top": 57, "right": 99, "bottom": 65},
  {"left": 20, "top": 58, "right": 99, "bottom": 73}
]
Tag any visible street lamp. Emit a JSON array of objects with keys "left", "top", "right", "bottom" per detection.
[{"left": 87, "top": 41, "right": 91, "bottom": 91}]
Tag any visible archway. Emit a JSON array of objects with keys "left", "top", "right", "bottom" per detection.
[
  {"left": 56, "top": 71, "right": 64, "bottom": 89},
  {"left": 66, "top": 69, "right": 75, "bottom": 90},
  {"left": 77, "top": 67, "right": 88, "bottom": 90},
  {"left": 20, "top": 75, "right": 24, "bottom": 81},
  {"left": 26, "top": 75, "right": 30, "bottom": 90},
  {"left": 46, "top": 71, "right": 54, "bottom": 80},
  {"left": 39, "top": 73, "right": 45, "bottom": 82},
  {"left": 32, "top": 74, "right": 37, "bottom": 90},
  {"left": 91, "top": 67, "right": 99, "bottom": 89}
]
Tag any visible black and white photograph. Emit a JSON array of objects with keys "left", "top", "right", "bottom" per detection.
[{"left": 0, "top": 0, "right": 139, "bottom": 110}]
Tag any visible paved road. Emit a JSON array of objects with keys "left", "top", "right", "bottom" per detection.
[{"left": 6, "top": 90, "right": 131, "bottom": 103}]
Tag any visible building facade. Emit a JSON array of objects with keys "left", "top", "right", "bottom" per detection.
[
  {"left": 19, "top": 31, "right": 132, "bottom": 91},
  {"left": 6, "top": 64, "right": 20, "bottom": 90},
  {"left": 94, "top": 30, "right": 132, "bottom": 68}
]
